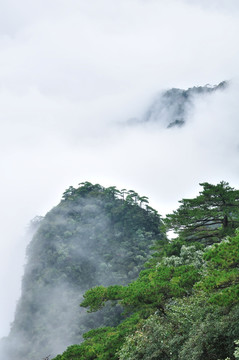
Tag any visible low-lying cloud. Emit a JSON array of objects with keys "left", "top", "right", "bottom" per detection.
[{"left": 1, "top": 0, "right": 239, "bottom": 340}]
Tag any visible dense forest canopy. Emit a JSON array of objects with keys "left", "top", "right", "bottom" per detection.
[
  {"left": 52, "top": 181, "right": 239, "bottom": 360},
  {"left": 0, "top": 180, "right": 238, "bottom": 360}
]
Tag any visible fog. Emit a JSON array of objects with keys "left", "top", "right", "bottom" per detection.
[
  {"left": 1, "top": 191, "right": 158, "bottom": 359},
  {"left": 1, "top": 0, "right": 239, "bottom": 340}
]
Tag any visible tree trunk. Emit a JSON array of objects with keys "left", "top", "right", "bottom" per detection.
[{"left": 223, "top": 214, "right": 228, "bottom": 228}]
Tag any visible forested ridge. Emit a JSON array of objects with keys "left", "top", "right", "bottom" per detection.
[
  {"left": 52, "top": 181, "right": 239, "bottom": 360},
  {"left": 0, "top": 182, "right": 163, "bottom": 360},
  {"left": 1, "top": 181, "right": 239, "bottom": 360}
]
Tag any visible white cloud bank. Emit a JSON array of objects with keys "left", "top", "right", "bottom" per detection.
[{"left": 1, "top": 0, "right": 239, "bottom": 338}]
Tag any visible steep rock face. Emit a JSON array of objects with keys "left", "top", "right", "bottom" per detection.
[
  {"left": 1, "top": 182, "right": 163, "bottom": 360},
  {"left": 143, "top": 81, "right": 227, "bottom": 128}
]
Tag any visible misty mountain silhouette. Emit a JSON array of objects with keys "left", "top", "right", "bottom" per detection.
[
  {"left": 142, "top": 81, "right": 227, "bottom": 128},
  {"left": 0, "top": 182, "right": 163, "bottom": 360}
]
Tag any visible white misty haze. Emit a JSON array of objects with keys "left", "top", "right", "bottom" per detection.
[{"left": 0, "top": 0, "right": 239, "bottom": 339}]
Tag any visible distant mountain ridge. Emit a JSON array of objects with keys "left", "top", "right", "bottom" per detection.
[{"left": 128, "top": 81, "right": 227, "bottom": 128}]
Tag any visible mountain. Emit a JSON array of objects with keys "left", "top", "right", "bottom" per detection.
[
  {"left": 137, "top": 81, "right": 227, "bottom": 128},
  {"left": 51, "top": 181, "right": 239, "bottom": 360},
  {"left": 0, "top": 182, "right": 163, "bottom": 360}
]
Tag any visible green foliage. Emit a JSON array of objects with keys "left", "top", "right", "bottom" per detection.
[
  {"left": 196, "top": 232, "right": 239, "bottom": 306},
  {"left": 53, "top": 243, "right": 203, "bottom": 360},
  {"left": 118, "top": 314, "right": 177, "bottom": 360},
  {"left": 179, "top": 305, "right": 239, "bottom": 360},
  {"left": 118, "top": 296, "right": 239, "bottom": 360},
  {"left": 81, "top": 263, "right": 201, "bottom": 316},
  {"left": 161, "top": 244, "right": 205, "bottom": 268},
  {"left": 165, "top": 181, "right": 239, "bottom": 244},
  {"left": 3, "top": 180, "right": 239, "bottom": 360},
  {"left": 52, "top": 313, "right": 141, "bottom": 360},
  {"left": 204, "top": 232, "right": 239, "bottom": 269},
  {"left": 118, "top": 294, "right": 208, "bottom": 360},
  {"left": 54, "top": 180, "right": 239, "bottom": 360}
]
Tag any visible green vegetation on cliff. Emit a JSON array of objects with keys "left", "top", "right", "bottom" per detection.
[
  {"left": 1, "top": 180, "right": 239, "bottom": 360},
  {"left": 53, "top": 181, "right": 239, "bottom": 360}
]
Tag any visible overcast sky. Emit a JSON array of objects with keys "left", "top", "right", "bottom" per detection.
[{"left": 1, "top": 0, "right": 239, "bottom": 338}]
